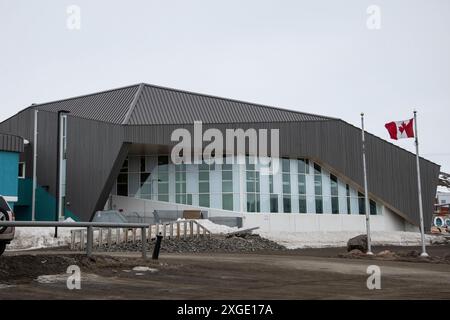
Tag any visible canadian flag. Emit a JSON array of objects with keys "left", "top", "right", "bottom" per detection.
[{"left": 384, "top": 119, "right": 415, "bottom": 140}]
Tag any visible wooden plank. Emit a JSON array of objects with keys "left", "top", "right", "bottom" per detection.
[
  {"left": 226, "top": 227, "right": 260, "bottom": 235},
  {"left": 80, "top": 230, "right": 85, "bottom": 250},
  {"left": 183, "top": 210, "right": 202, "bottom": 219},
  {"left": 99, "top": 228, "right": 103, "bottom": 247},
  {"left": 107, "top": 229, "right": 112, "bottom": 247},
  {"left": 70, "top": 230, "right": 75, "bottom": 250}
]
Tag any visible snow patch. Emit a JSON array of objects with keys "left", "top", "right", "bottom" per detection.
[
  {"left": 195, "top": 219, "right": 238, "bottom": 234},
  {"left": 0, "top": 284, "right": 15, "bottom": 290},
  {"left": 174, "top": 218, "right": 239, "bottom": 234},
  {"left": 36, "top": 273, "right": 99, "bottom": 284},
  {"left": 132, "top": 266, "right": 158, "bottom": 273},
  {"left": 258, "top": 231, "right": 447, "bottom": 249},
  {"left": 437, "top": 186, "right": 450, "bottom": 193},
  {"left": 7, "top": 218, "right": 81, "bottom": 251},
  {"left": 36, "top": 274, "right": 69, "bottom": 284}
]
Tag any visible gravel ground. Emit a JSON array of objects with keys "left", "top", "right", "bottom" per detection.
[
  {"left": 2, "top": 251, "right": 450, "bottom": 299},
  {"left": 338, "top": 246, "right": 450, "bottom": 264},
  {"left": 98, "top": 233, "right": 287, "bottom": 253},
  {"left": 0, "top": 254, "right": 141, "bottom": 281}
]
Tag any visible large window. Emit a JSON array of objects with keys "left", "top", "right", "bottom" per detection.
[
  {"left": 269, "top": 174, "right": 278, "bottom": 213},
  {"left": 346, "top": 184, "right": 351, "bottom": 214},
  {"left": 139, "top": 157, "right": 152, "bottom": 200},
  {"left": 246, "top": 157, "right": 260, "bottom": 212},
  {"left": 117, "top": 159, "right": 128, "bottom": 196},
  {"left": 113, "top": 155, "right": 381, "bottom": 216},
  {"left": 282, "top": 158, "right": 291, "bottom": 213},
  {"left": 358, "top": 192, "right": 377, "bottom": 215},
  {"left": 199, "top": 163, "right": 211, "bottom": 207},
  {"left": 222, "top": 163, "right": 233, "bottom": 210},
  {"left": 298, "top": 159, "right": 308, "bottom": 213},
  {"left": 314, "top": 163, "right": 323, "bottom": 214},
  {"left": 175, "top": 164, "right": 188, "bottom": 204},
  {"left": 157, "top": 156, "right": 169, "bottom": 202},
  {"left": 330, "top": 174, "right": 339, "bottom": 214}
]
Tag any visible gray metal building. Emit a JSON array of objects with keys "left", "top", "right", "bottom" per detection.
[{"left": 0, "top": 83, "right": 440, "bottom": 230}]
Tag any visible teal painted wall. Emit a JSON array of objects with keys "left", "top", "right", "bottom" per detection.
[
  {"left": 0, "top": 151, "right": 19, "bottom": 201},
  {"left": 15, "top": 178, "right": 78, "bottom": 221}
]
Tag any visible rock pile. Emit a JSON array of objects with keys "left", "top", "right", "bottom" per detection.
[{"left": 99, "top": 234, "right": 286, "bottom": 253}]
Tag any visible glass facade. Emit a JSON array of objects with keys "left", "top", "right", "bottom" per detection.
[
  {"left": 246, "top": 157, "right": 260, "bottom": 212},
  {"left": 113, "top": 155, "right": 381, "bottom": 215},
  {"left": 222, "top": 162, "right": 233, "bottom": 211},
  {"left": 314, "top": 163, "right": 323, "bottom": 214}
]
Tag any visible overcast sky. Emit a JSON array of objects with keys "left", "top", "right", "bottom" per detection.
[{"left": 1, "top": 0, "right": 449, "bottom": 172}]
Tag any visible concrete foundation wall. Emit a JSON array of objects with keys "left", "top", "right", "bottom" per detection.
[{"left": 110, "top": 195, "right": 417, "bottom": 233}]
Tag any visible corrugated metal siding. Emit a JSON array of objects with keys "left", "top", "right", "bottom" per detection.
[
  {"left": 0, "top": 133, "right": 24, "bottom": 153},
  {"left": 128, "top": 85, "right": 332, "bottom": 125},
  {"left": 35, "top": 111, "right": 59, "bottom": 196},
  {"left": 124, "top": 120, "right": 440, "bottom": 228},
  {"left": 35, "top": 85, "right": 140, "bottom": 124},
  {"left": 0, "top": 110, "right": 33, "bottom": 177},
  {"left": 65, "top": 117, "right": 126, "bottom": 220}
]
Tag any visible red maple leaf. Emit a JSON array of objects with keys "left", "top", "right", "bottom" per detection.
[{"left": 398, "top": 122, "right": 408, "bottom": 133}]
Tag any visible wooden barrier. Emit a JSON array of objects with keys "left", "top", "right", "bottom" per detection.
[{"left": 69, "top": 220, "right": 212, "bottom": 251}]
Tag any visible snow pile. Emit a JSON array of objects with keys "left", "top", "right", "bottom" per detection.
[
  {"left": 258, "top": 231, "right": 447, "bottom": 249},
  {"left": 438, "top": 172, "right": 450, "bottom": 193},
  {"left": 132, "top": 266, "right": 158, "bottom": 273},
  {"left": 7, "top": 218, "right": 80, "bottom": 251},
  {"left": 194, "top": 219, "right": 238, "bottom": 234},
  {"left": 174, "top": 218, "right": 239, "bottom": 234}
]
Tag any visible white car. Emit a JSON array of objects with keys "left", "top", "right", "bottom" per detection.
[{"left": 0, "top": 195, "right": 15, "bottom": 256}]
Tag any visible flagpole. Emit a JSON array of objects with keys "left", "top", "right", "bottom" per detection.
[
  {"left": 413, "top": 110, "right": 428, "bottom": 257},
  {"left": 31, "top": 109, "right": 38, "bottom": 222},
  {"left": 361, "top": 113, "right": 373, "bottom": 255}
]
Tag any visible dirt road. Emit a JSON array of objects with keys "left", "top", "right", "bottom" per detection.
[{"left": 1, "top": 247, "right": 450, "bottom": 299}]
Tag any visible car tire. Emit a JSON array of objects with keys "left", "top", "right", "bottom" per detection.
[
  {"left": 0, "top": 207, "right": 10, "bottom": 234},
  {"left": 0, "top": 242, "right": 6, "bottom": 256}
]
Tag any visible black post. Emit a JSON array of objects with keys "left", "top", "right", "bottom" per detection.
[{"left": 152, "top": 233, "right": 163, "bottom": 260}]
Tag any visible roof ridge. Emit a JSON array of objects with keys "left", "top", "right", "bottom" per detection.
[
  {"left": 30, "top": 84, "right": 141, "bottom": 108},
  {"left": 140, "top": 83, "right": 337, "bottom": 121},
  {"left": 122, "top": 83, "right": 145, "bottom": 124}
]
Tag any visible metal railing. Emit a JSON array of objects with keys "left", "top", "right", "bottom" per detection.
[
  {"left": 0, "top": 221, "right": 150, "bottom": 259},
  {"left": 70, "top": 219, "right": 212, "bottom": 251}
]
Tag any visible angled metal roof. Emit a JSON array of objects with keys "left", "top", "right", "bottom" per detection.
[
  {"left": 28, "top": 83, "right": 333, "bottom": 125},
  {"left": 34, "top": 85, "right": 141, "bottom": 124},
  {"left": 128, "top": 84, "right": 333, "bottom": 125}
]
